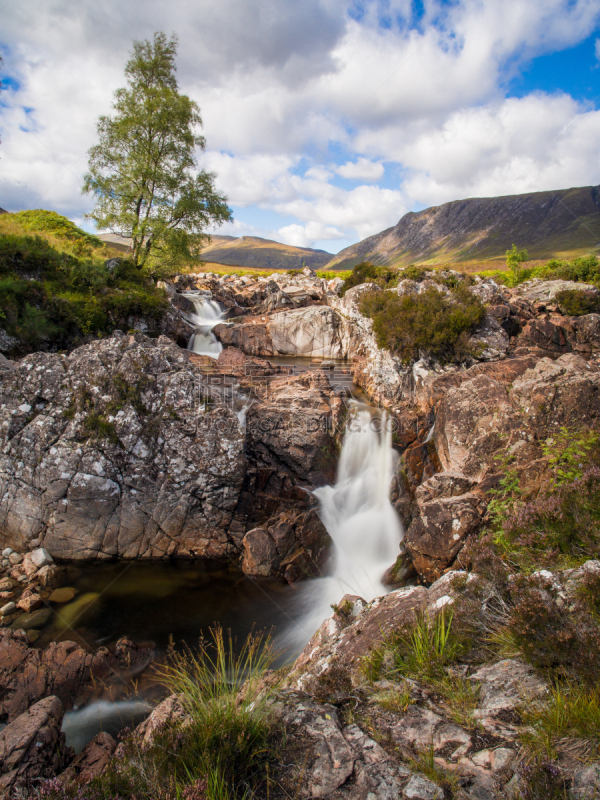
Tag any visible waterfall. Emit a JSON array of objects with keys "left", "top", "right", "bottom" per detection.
[
  {"left": 185, "top": 294, "right": 224, "bottom": 358},
  {"left": 314, "top": 408, "right": 403, "bottom": 600},
  {"left": 278, "top": 407, "right": 404, "bottom": 652}
]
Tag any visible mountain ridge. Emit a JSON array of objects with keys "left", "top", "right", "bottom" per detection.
[{"left": 325, "top": 184, "right": 600, "bottom": 270}]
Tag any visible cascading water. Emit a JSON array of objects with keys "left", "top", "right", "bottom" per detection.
[
  {"left": 185, "top": 293, "right": 224, "bottom": 358},
  {"left": 279, "top": 406, "right": 404, "bottom": 649},
  {"left": 315, "top": 408, "right": 403, "bottom": 600}
]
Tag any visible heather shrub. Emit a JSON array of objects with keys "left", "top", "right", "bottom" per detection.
[
  {"left": 496, "top": 467, "right": 600, "bottom": 570},
  {"left": 359, "top": 284, "right": 485, "bottom": 363},
  {"left": 340, "top": 261, "right": 398, "bottom": 295},
  {"left": 555, "top": 288, "right": 600, "bottom": 316},
  {"left": 506, "top": 577, "right": 600, "bottom": 685}
]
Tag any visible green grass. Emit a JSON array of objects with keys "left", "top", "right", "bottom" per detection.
[
  {"left": 0, "top": 211, "right": 169, "bottom": 353},
  {"left": 521, "top": 684, "right": 600, "bottom": 760},
  {"left": 41, "top": 629, "right": 282, "bottom": 800}
]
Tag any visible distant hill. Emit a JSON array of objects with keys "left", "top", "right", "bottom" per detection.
[
  {"left": 325, "top": 185, "right": 600, "bottom": 270},
  {"left": 199, "top": 235, "right": 332, "bottom": 270}
]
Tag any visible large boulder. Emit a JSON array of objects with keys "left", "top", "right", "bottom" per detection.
[
  {"left": 0, "top": 333, "right": 246, "bottom": 560},
  {"left": 0, "top": 696, "right": 69, "bottom": 796}
]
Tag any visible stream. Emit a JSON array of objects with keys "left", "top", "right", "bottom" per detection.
[{"left": 57, "top": 294, "right": 405, "bottom": 751}]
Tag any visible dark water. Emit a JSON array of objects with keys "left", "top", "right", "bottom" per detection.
[
  {"left": 42, "top": 560, "right": 318, "bottom": 661},
  {"left": 48, "top": 560, "right": 333, "bottom": 752}
]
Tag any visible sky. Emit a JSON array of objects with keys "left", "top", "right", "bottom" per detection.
[{"left": 1, "top": 0, "right": 600, "bottom": 254}]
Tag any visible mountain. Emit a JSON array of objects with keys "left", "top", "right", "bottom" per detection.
[
  {"left": 198, "top": 235, "right": 332, "bottom": 270},
  {"left": 326, "top": 185, "right": 600, "bottom": 270}
]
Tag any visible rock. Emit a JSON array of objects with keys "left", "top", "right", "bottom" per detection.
[
  {"left": 1, "top": 602, "right": 16, "bottom": 615},
  {"left": 36, "top": 564, "right": 61, "bottom": 588},
  {"left": 246, "top": 371, "right": 343, "bottom": 485},
  {"left": 0, "top": 628, "right": 152, "bottom": 721},
  {"left": 11, "top": 607, "right": 52, "bottom": 631},
  {"left": 570, "top": 764, "right": 600, "bottom": 799},
  {"left": 469, "top": 314, "right": 510, "bottom": 360},
  {"left": 48, "top": 587, "right": 76, "bottom": 604},
  {"left": 21, "top": 554, "right": 38, "bottom": 578},
  {"left": 0, "top": 696, "right": 70, "bottom": 796},
  {"left": 7, "top": 553, "right": 22, "bottom": 566},
  {"left": 516, "top": 279, "right": 599, "bottom": 305},
  {"left": 389, "top": 705, "right": 472, "bottom": 760},
  {"left": 241, "top": 509, "right": 332, "bottom": 581},
  {"left": 0, "top": 330, "right": 19, "bottom": 354},
  {"left": 132, "top": 694, "right": 187, "bottom": 746},
  {"left": 269, "top": 306, "right": 352, "bottom": 358},
  {"left": 30, "top": 548, "right": 53, "bottom": 568},
  {"left": 16, "top": 593, "right": 42, "bottom": 613},
  {"left": 469, "top": 659, "right": 548, "bottom": 738},
  {"left": 2, "top": 548, "right": 13, "bottom": 558},
  {"left": 58, "top": 731, "right": 117, "bottom": 786},
  {"left": 404, "top": 493, "right": 485, "bottom": 582},
  {"left": 402, "top": 774, "right": 444, "bottom": 799},
  {"left": 0, "top": 334, "right": 245, "bottom": 561}
]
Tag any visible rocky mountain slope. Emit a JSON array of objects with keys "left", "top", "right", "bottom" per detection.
[
  {"left": 198, "top": 235, "right": 333, "bottom": 271},
  {"left": 326, "top": 184, "right": 600, "bottom": 269}
]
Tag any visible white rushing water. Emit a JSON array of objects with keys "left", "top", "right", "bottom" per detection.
[
  {"left": 279, "top": 407, "right": 404, "bottom": 650},
  {"left": 185, "top": 293, "right": 224, "bottom": 358}
]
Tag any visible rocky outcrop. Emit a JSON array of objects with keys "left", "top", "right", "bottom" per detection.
[
  {"left": 0, "top": 695, "right": 70, "bottom": 797},
  {"left": 0, "top": 332, "right": 246, "bottom": 560},
  {"left": 241, "top": 508, "right": 332, "bottom": 582},
  {"left": 57, "top": 731, "right": 117, "bottom": 786},
  {"left": 0, "top": 629, "right": 152, "bottom": 722}
]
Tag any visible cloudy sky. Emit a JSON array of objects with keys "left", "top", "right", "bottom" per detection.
[{"left": 1, "top": 0, "right": 600, "bottom": 253}]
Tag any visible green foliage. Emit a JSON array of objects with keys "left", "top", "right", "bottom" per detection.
[
  {"left": 83, "top": 32, "right": 231, "bottom": 272},
  {"left": 340, "top": 261, "right": 398, "bottom": 295},
  {"left": 316, "top": 269, "right": 352, "bottom": 281},
  {"left": 391, "top": 607, "right": 463, "bottom": 680},
  {"left": 0, "top": 229, "right": 168, "bottom": 353},
  {"left": 506, "top": 243, "right": 530, "bottom": 287},
  {"left": 555, "top": 288, "right": 600, "bottom": 316},
  {"left": 541, "top": 427, "right": 600, "bottom": 486},
  {"left": 12, "top": 209, "right": 102, "bottom": 255},
  {"left": 479, "top": 253, "right": 600, "bottom": 288},
  {"left": 521, "top": 683, "right": 600, "bottom": 760},
  {"left": 359, "top": 284, "right": 485, "bottom": 364}
]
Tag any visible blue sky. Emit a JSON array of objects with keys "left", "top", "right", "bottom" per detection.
[{"left": 2, "top": 0, "right": 600, "bottom": 253}]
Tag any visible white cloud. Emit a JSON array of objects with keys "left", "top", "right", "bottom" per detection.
[
  {"left": 1, "top": 0, "right": 600, "bottom": 248},
  {"left": 336, "top": 158, "right": 384, "bottom": 181},
  {"left": 596, "top": 38, "right": 600, "bottom": 60}
]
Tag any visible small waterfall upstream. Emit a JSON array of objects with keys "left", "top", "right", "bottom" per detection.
[
  {"left": 185, "top": 293, "right": 224, "bottom": 358},
  {"left": 281, "top": 407, "right": 404, "bottom": 648}
]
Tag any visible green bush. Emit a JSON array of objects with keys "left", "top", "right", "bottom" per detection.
[
  {"left": 359, "top": 284, "right": 485, "bottom": 363},
  {"left": 340, "top": 261, "right": 398, "bottom": 295},
  {"left": 0, "top": 231, "right": 168, "bottom": 353},
  {"left": 555, "top": 288, "right": 600, "bottom": 316}
]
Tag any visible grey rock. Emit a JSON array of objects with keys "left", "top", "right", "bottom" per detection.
[
  {"left": 0, "top": 602, "right": 16, "bottom": 615},
  {"left": 30, "top": 547, "right": 53, "bottom": 568},
  {"left": 570, "top": 764, "right": 600, "bottom": 799},
  {"left": 402, "top": 774, "right": 444, "bottom": 799}
]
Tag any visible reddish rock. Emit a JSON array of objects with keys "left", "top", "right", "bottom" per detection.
[
  {"left": 0, "top": 696, "right": 70, "bottom": 796},
  {"left": 58, "top": 731, "right": 116, "bottom": 786}
]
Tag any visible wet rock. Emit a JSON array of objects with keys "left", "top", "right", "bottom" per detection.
[
  {"left": 0, "top": 696, "right": 70, "bottom": 796},
  {"left": 246, "top": 371, "right": 343, "bottom": 485},
  {"left": 16, "top": 592, "right": 42, "bottom": 613},
  {"left": 241, "top": 508, "right": 332, "bottom": 581},
  {"left": 11, "top": 607, "right": 52, "bottom": 631},
  {"left": 48, "top": 587, "right": 76, "bottom": 604}
]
